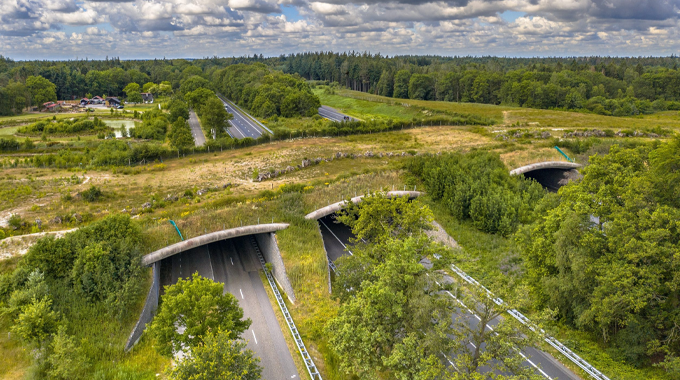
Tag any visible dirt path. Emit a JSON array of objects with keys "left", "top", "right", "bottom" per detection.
[{"left": 0, "top": 228, "right": 78, "bottom": 259}]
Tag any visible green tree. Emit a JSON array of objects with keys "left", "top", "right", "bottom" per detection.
[
  {"left": 149, "top": 273, "right": 251, "bottom": 357},
  {"left": 23, "top": 137, "right": 34, "bottom": 150},
  {"left": 143, "top": 82, "right": 156, "bottom": 93},
  {"left": 517, "top": 141, "right": 680, "bottom": 365},
  {"left": 393, "top": 70, "right": 411, "bottom": 99},
  {"left": 446, "top": 281, "right": 542, "bottom": 380},
  {"left": 11, "top": 296, "right": 59, "bottom": 346},
  {"left": 123, "top": 83, "right": 141, "bottom": 94},
  {"left": 169, "top": 117, "right": 195, "bottom": 152},
  {"left": 167, "top": 330, "right": 262, "bottom": 380},
  {"left": 180, "top": 76, "right": 211, "bottom": 95},
  {"left": 326, "top": 237, "right": 453, "bottom": 379},
  {"left": 26, "top": 76, "right": 57, "bottom": 109},
  {"left": 185, "top": 88, "right": 216, "bottom": 110},
  {"left": 167, "top": 99, "right": 190, "bottom": 121},
  {"left": 408, "top": 74, "right": 435, "bottom": 100},
  {"left": 126, "top": 91, "right": 143, "bottom": 104},
  {"left": 47, "top": 325, "right": 87, "bottom": 379},
  {"left": 200, "top": 97, "right": 232, "bottom": 139},
  {"left": 336, "top": 193, "right": 433, "bottom": 244}
]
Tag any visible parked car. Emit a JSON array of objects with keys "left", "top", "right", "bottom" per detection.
[{"left": 116, "top": 105, "right": 124, "bottom": 109}]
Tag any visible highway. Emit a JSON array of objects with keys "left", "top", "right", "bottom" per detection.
[
  {"left": 218, "top": 97, "right": 266, "bottom": 139},
  {"left": 318, "top": 105, "right": 357, "bottom": 122},
  {"left": 318, "top": 214, "right": 580, "bottom": 380},
  {"left": 187, "top": 110, "right": 206, "bottom": 146},
  {"left": 161, "top": 237, "right": 299, "bottom": 380}
]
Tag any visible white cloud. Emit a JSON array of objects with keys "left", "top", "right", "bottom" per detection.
[{"left": 0, "top": 0, "right": 679, "bottom": 58}]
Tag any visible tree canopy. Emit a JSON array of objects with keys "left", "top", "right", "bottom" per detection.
[
  {"left": 149, "top": 273, "right": 251, "bottom": 357},
  {"left": 517, "top": 138, "right": 680, "bottom": 366}
]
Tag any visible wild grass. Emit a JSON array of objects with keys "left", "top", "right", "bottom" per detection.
[
  {"left": 320, "top": 88, "right": 680, "bottom": 132},
  {"left": 314, "top": 89, "right": 424, "bottom": 121}
]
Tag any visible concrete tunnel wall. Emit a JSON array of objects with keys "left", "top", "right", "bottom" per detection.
[
  {"left": 255, "top": 232, "right": 296, "bottom": 303},
  {"left": 125, "top": 261, "right": 160, "bottom": 351},
  {"left": 128, "top": 224, "right": 295, "bottom": 351},
  {"left": 509, "top": 161, "right": 582, "bottom": 176}
]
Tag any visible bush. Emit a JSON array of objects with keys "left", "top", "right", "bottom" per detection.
[
  {"left": 8, "top": 214, "right": 23, "bottom": 230},
  {"left": 80, "top": 186, "right": 102, "bottom": 202},
  {"left": 408, "top": 151, "right": 545, "bottom": 235}
]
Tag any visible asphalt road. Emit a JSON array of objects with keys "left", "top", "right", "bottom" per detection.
[
  {"left": 188, "top": 109, "right": 206, "bottom": 146},
  {"left": 219, "top": 98, "right": 266, "bottom": 139},
  {"left": 318, "top": 105, "right": 357, "bottom": 122},
  {"left": 318, "top": 215, "right": 580, "bottom": 380},
  {"left": 161, "top": 237, "right": 299, "bottom": 380}
]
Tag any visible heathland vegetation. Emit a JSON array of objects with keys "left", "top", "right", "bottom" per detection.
[{"left": 0, "top": 53, "right": 679, "bottom": 380}]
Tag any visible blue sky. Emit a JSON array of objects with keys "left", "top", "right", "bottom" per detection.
[{"left": 1, "top": 0, "right": 679, "bottom": 60}]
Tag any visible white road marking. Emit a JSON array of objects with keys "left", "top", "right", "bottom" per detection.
[
  {"left": 319, "top": 219, "right": 353, "bottom": 255},
  {"left": 240, "top": 288, "right": 244, "bottom": 299},
  {"left": 230, "top": 257, "right": 234, "bottom": 265},
  {"left": 252, "top": 330, "right": 258, "bottom": 344}
]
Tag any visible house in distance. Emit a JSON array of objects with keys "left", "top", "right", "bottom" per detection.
[{"left": 141, "top": 93, "right": 154, "bottom": 103}]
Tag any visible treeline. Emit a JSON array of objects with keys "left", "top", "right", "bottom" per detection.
[
  {"left": 5, "top": 53, "right": 680, "bottom": 117},
  {"left": 517, "top": 138, "right": 680, "bottom": 369},
  {"left": 276, "top": 52, "right": 680, "bottom": 116},
  {"left": 213, "top": 63, "right": 320, "bottom": 118},
  {"left": 408, "top": 151, "right": 545, "bottom": 235}
]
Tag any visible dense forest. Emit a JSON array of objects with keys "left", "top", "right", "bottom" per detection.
[{"left": 3, "top": 53, "right": 680, "bottom": 116}]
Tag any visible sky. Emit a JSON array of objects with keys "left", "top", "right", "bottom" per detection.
[{"left": 0, "top": 0, "right": 679, "bottom": 60}]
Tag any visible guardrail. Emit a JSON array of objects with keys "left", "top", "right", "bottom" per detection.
[
  {"left": 250, "top": 236, "right": 322, "bottom": 380},
  {"left": 449, "top": 263, "right": 610, "bottom": 380}
]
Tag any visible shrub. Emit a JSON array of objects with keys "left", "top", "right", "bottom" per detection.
[{"left": 80, "top": 186, "right": 102, "bottom": 202}]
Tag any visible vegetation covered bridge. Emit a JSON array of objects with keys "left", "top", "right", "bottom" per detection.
[{"left": 510, "top": 161, "right": 583, "bottom": 191}]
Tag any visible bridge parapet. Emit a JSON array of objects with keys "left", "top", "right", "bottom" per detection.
[
  {"left": 141, "top": 223, "right": 289, "bottom": 265},
  {"left": 304, "top": 191, "right": 422, "bottom": 220},
  {"left": 510, "top": 161, "right": 582, "bottom": 176}
]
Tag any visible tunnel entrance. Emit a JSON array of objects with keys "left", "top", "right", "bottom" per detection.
[
  {"left": 522, "top": 168, "right": 582, "bottom": 192},
  {"left": 158, "top": 235, "right": 260, "bottom": 294}
]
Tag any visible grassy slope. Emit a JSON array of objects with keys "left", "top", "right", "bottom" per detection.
[{"left": 319, "top": 87, "right": 680, "bottom": 131}]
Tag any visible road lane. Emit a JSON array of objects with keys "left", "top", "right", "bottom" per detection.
[
  {"left": 318, "top": 215, "right": 580, "bottom": 380},
  {"left": 217, "top": 97, "right": 266, "bottom": 139},
  {"left": 161, "top": 237, "right": 299, "bottom": 380},
  {"left": 187, "top": 110, "right": 206, "bottom": 146},
  {"left": 318, "top": 105, "right": 357, "bottom": 122}
]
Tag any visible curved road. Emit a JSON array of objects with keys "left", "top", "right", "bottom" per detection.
[
  {"left": 162, "top": 236, "right": 299, "bottom": 380},
  {"left": 318, "top": 214, "right": 580, "bottom": 380},
  {"left": 318, "top": 105, "right": 357, "bottom": 122}
]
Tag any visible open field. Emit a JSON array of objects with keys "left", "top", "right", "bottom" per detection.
[{"left": 319, "top": 87, "right": 680, "bottom": 131}]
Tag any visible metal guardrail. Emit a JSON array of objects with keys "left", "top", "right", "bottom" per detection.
[
  {"left": 449, "top": 263, "right": 611, "bottom": 380},
  {"left": 250, "top": 236, "right": 322, "bottom": 380}
]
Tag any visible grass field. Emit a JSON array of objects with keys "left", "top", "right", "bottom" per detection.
[{"left": 319, "top": 87, "right": 680, "bottom": 132}]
